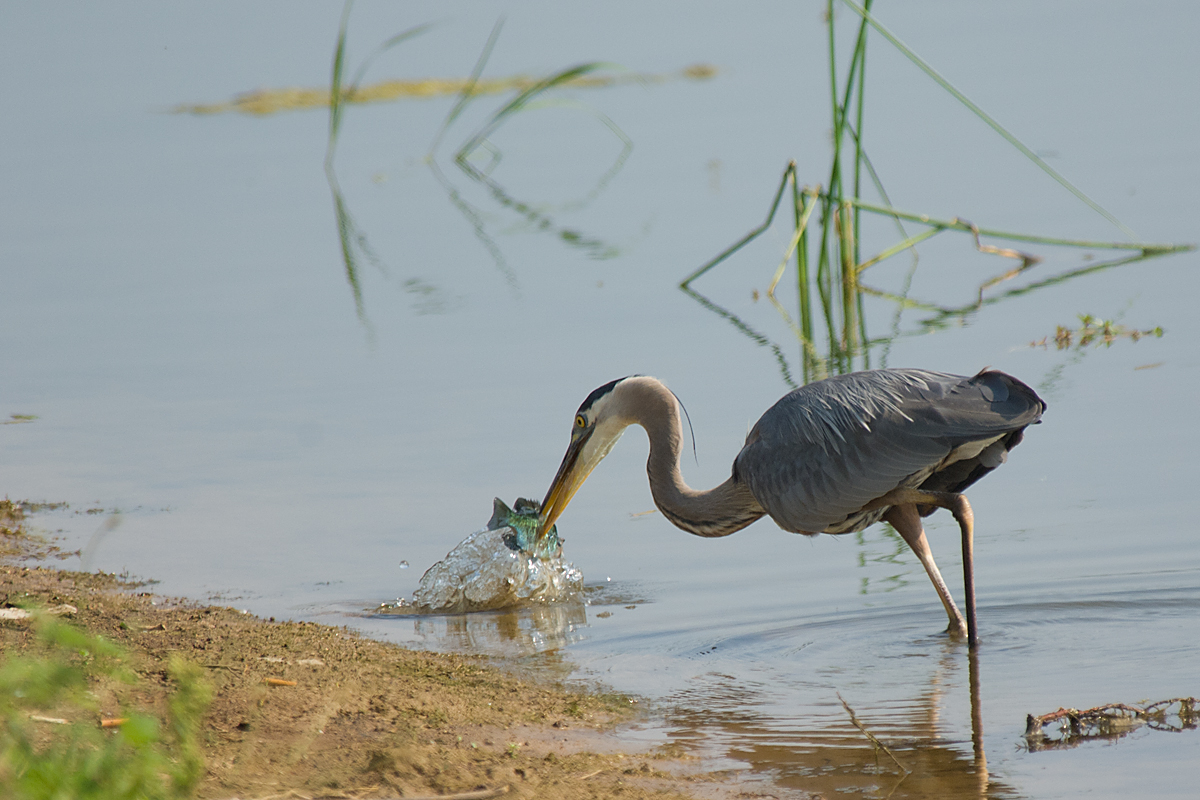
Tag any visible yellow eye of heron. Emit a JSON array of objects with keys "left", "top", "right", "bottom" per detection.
[{"left": 575, "top": 415, "right": 587, "bottom": 429}]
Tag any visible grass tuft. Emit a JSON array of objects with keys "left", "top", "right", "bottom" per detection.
[{"left": 0, "top": 612, "right": 211, "bottom": 800}]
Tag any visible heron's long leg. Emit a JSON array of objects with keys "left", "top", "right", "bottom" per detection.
[
  {"left": 954, "top": 496, "right": 978, "bottom": 649},
  {"left": 870, "top": 488, "right": 978, "bottom": 647},
  {"left": 883, "top": 504, "right": 968, "bottom": 638}
]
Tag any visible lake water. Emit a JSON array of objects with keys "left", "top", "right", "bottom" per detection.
[{"left": 3, "top": 2, "right": 1199, "bottom": 798}]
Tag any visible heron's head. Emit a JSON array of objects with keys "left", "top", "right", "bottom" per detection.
[{"left": 536, "top": 377, "right": 642, "bottom": 543}]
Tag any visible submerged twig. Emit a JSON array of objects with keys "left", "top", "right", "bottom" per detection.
[
  {"left": 1024, "top": 697, "right": 1198, "bottom": 751},
  {"left": 837, "top": 693, "right": 910, "bottom": 776},
  {"left": 959, "top": 219, "right": 1042, "bottom": 303}
]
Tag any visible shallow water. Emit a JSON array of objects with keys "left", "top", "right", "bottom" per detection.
[{"left": 3, "top": 2, "right": 1200, "bottom": 797}]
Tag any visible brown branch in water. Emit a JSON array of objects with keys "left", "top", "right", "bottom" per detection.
[
  {"left": 957, "top": 218, "right": 1043, "bottom": 304},
  {"left": 1024, "top": 697, "right": 1198, "bottom": 751},
  {"left": 837, "top": 692, "right": 910, "bottom": 776}
]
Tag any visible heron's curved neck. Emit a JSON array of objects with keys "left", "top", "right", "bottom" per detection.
[{"left": 621, "top": 378, "right": 764, "bottom": 538}]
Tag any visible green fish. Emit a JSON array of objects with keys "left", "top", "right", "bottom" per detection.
[{"left": 487, "top": 497, "right": 561, "bottom": 559}]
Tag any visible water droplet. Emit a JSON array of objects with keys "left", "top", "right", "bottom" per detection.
[{"left": 399, "top": 560, "right": 409, "bottom": 569}]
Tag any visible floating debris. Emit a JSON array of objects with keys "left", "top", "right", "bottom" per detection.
[
  {"left": 1031, "top": 314, "right": 1163, "bottom": 350},
  {"left": 173, "top": 64, "right": 717, "bottom": 116},
  {"left": 407, "top": 498, "right": 583, "bottom": 613},
  {"left": 1024, "top": 697, "right": 1198, "bottom": 751}
]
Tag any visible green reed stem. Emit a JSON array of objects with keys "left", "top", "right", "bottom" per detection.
[
  {"left": 839, "top": 202, "right": 858, "bottom": 355},
  {"left": 844, "top": 197, "right": 1194, "bottom": 253},
  {"left": 817, "top": 0, "right": 841, "bottom": 321},
  {"left": 840, "top": 0, "right": 1137, "bottom": 239},
  {"left": 793, "top": 181, "right": 818, "bottom": 384},
  {"left": 852, "top": 0, "right": 873, "bottom": 267},
  {"left": 793, "top": 181, "right": 814, "bottom": 350},
  {"left": 680, "top": 164, "right": 796, "bottom": 287},
  {"left": 455, "top": 62, "right": 615, "bottom": 169},
  {"left": 857, "top": 226, "right": 944, "bottom": 272},
  {"left": 428, "top": 19, "right": 505, "bottom": 157},
  {"left": 326, "top": 0, "right": 354, "bottom": 167}
]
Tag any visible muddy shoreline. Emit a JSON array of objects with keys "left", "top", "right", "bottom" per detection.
[{"left": 1, "top": 503, "right": 780, "bottom": 800}]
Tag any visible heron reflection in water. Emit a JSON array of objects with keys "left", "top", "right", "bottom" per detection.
[{"left": 536, "top": 369, "right": 1045, "bottom": 647}]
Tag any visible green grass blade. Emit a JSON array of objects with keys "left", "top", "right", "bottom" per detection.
[
  {"left": 327, "top": 4, "right": 432, "bottom": 167},
  {"left": 455, "top": 62, "right": 618, "bottom": 168},
  {"left": 845, "top": 197, "right": 1194, "bottom": 252},
  {"left": 793, "top": 182, "right": 815, "bottom": 349},
  {"left": 429, "top": 18, "right": 505, "bottom": 156},
  {"left": 818, "top": 0, "right": 843, "bottom": 314},
  {"left": 851, "top": 0, "right": 874, "bottom": 266},
  {"left": 328, "top": 174, "right": 368, "bottom": 326},
  {"left": 346, "top": 23, "right": 435, "bottom": 96},
  {"left": 680, "top": 163, "right": 795, "bottom": 287},
  {"left": 838, "top": 202, "right": 858, "bottom": 352},
  {"left": 856, "top": 225, "right": 944, "bottom": 272},
  {"left": 327, "top": 0, "right": 355, "bottom": 154},
  {"left": 840, "top": 0, "right": 1137, "bottom": 239}
]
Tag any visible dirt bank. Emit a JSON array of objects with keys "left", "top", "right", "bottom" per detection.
[{"left": 1, "top": 502, "right": 770, "bottom": 800}]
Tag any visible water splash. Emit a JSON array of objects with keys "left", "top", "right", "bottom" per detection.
[{"left": 410, "top": 498, "right": 583, "bottom": 613}]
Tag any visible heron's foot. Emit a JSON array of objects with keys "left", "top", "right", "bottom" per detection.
[
  {"left": 943, "top": 603, "right": 968, "bottom": 639},
  {"left": 945, "top": 618, "right": 969, "bottom": 639}
]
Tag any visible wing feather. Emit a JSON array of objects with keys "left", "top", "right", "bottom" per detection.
[{"left": 735, "top": 369, "right": 1044, "bottom": 533}]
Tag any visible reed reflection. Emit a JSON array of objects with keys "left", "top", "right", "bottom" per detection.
[
  {"left": 679, "top": 3, "right": 1189, "bottom": 386},
  {"left": 319, "top": 12, "right": 704, "bottom": 319},
  {"left": 680, "top": 163, "right": 1190, "bottom": 389}
]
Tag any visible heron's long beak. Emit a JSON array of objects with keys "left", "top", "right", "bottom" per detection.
[{"left": 537, "top": 429, "right": 596, "bottom": 544}]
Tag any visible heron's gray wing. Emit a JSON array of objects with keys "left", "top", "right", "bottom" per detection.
[{"left": 735, "top": 369, "right": 1044, "bottom": 533}]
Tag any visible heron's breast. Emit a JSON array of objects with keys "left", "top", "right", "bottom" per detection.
[{"left": 820, "top": 506, "right": 889, "bottom": 535}]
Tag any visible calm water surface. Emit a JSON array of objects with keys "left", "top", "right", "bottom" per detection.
[{"left": 3, "top": 2, "right": 1199, "bottom": 798}]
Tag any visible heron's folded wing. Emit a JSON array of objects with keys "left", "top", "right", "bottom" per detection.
[{"left": 735, "top": 369, "right": 1042, "bottom": 533}]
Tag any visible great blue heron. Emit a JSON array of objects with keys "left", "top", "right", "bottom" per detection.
[{"left": 536, "top": 368, "right": 1045, "bottom": 647}]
